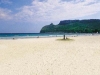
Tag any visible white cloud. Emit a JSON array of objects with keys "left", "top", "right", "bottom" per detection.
[
  {"left": 0, "top": 8, "right": 12, "bottom": 20},
  {"left": 2, "top": 0, "right": 100, "bottom": 22},
  {"left": 14, "top": 0, "right": 100, "bottom": 22}
]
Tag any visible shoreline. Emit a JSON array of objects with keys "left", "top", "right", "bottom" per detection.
[{"left": 0, "top": 33, "right": 99, "bottom": 40}]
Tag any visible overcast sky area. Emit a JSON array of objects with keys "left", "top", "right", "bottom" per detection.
[{"left": 0, "top": 0, "right": 100, "bottom": 33}]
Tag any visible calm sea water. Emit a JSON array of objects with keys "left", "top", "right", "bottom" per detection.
[
  {"left": 0, "top": 33, "right": 95, "bottom": 39},
  {"left": 0, "top": 33, "right": 63, "bottom": 39}
]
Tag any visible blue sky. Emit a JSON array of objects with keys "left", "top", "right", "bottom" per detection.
[{"left": 0, "top": 0, "right": 100, "bottom": 33}]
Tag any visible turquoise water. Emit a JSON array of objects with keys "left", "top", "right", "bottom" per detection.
[
  {"left": 0, "top": 33, "right": 96, "bottom": 39},
  {"left": 0, "top": 33, "right": 63, "bottom": 39}
]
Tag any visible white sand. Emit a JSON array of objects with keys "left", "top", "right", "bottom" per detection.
[{"left": 0, "top": 36, "right": 100, "bottom": 75}]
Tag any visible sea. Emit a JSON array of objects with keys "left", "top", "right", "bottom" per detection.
[{"left": 0, "top": 33, "right": 97, "bottom": 39}]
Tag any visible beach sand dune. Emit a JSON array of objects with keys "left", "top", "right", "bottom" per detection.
[{"left": 0, "top": 36, "right": 100, "bottom": 75}]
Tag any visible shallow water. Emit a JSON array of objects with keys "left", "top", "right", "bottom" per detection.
[{"left": 0, "top": 33, "right": 98, "bottom": 39}]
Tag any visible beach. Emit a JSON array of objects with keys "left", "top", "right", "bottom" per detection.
[{"left": 0, "top": 35, "right": 100, "bottom": 75}]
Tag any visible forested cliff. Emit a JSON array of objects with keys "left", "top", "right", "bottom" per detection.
[{"left": 40, "top": 19, "right": 100, "bottom": 33}]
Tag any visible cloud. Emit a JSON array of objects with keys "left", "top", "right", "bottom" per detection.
[
  {"left": 14, "top": 0, "right": 100, "bottom": 22},
  {"left": 0, "top": 0, "right": 12, "bottom": 4},
  {"left": 1, "top": 0, "right": 100, "bottom": 22},
  {"left": 0, "top": 8, "right": 12, "bottom": 20}
]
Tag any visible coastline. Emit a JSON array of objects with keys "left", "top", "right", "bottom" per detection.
[
  {"left": 0, "top": 35, "right": 100, "bottom": 75},
  {"left": 0, "top": 33, "right": 99, "bottom": 40}
]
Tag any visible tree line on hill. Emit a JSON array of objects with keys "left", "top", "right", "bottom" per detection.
[{"left": 40, "top": 19, "right": 100, "bottom": 33}]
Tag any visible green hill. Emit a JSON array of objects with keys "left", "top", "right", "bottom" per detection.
[{"left": 40, "top": 19, "right": 100, "bottom": 33}]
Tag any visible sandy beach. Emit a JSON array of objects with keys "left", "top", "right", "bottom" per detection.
[{"left": 0, "top": 35, "right": 100, "bottom": 75}]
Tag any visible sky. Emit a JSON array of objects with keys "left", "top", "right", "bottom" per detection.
[{"left": 0, "top": 0, "right": 100, "bottom": 33}]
